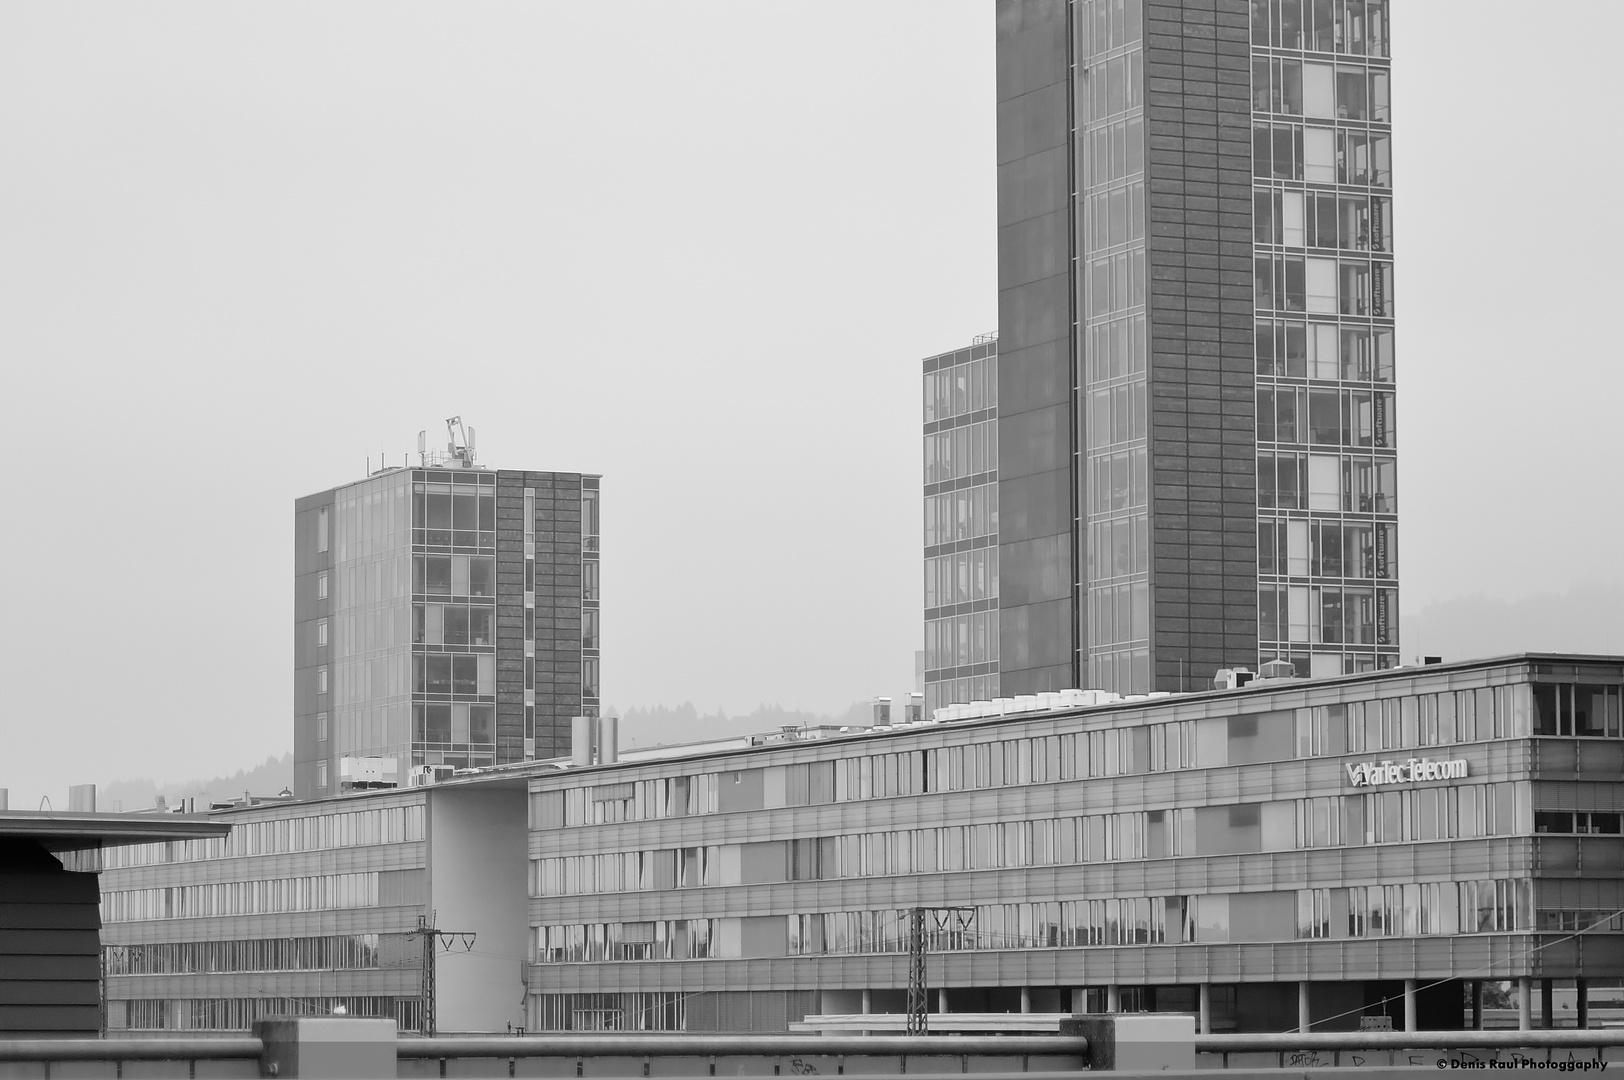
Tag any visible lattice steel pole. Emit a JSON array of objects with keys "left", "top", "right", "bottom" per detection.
[
  {"left": 906, "top": 906, "right": 928, "bottom": 1035},
  {"left": 411, "top": 912, "right": 475, "bottom": 1036},
  {"left": 415, "top": 914, "right": 437, "bottom": 1036}
]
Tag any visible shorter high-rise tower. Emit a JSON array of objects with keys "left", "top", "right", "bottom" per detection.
[{"left": 293, "top": 423, "right": 600, "bottom": 798}]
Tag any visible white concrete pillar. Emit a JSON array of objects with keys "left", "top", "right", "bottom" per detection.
[
  {"left": 1298, "top": 982, "right": 1311, "bottom": 1033},
  {"left": 860, "top": 989, "right": 871, "bottom": 1014},
  {"left": 1107, "top": 984, "right": 1120, "bottom": 1012},
  {"left": 1198, "top": 985, "right": 1211, "bottom": 1034},
  {"left": 1020, "top": 986, "right": 1032, "bottom": 1013},
  {"left": 1072, "top": 988, "right": 1088, "bottom": 1014},
  {"left": 1403, "top": 979, "right": 1417, "bottom": 1032},
  {"left": 937, "top": 988, "right": 948, "bottom": 1014},
  {"left": 1519, "top": 978, "right": 1532, "bottom": 1032}
]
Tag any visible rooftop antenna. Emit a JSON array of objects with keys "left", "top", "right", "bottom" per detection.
[
  {"left": 417, "top": 430, "right": 427, "bottom": 467},
  {"left": 445, "top": 416, "right": 475, "bottom": 467}
]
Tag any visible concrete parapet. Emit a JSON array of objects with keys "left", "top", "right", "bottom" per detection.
[
  {"left": 253, "top": 1017, "right": 395, "bottom": 1078},
  {"left": 1062, "top": 1012, "right": 1197, "bottom": 1071}
]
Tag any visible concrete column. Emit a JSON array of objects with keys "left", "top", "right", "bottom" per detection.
[
  {"left": 1107, "top": 984, "right": 1120, "bottom": 1013},
  {"left": 1298, "top": 982, "right": 1311, "bottom": 1033},
  {"left": 1471, "top": 981, "right": 1483, "bottom": 1031},
  {"left": 1518, "top": 978, "right": 1532, "bottom": 1031},
  {"left": 1020, "top": 986, "right": 1032, "bottom": 1013},
  {"left": 1071, "top": 988, "right": 1087, "bottom": 1014},
  {"left": 1198, "top": 985, "right": 1211, "bottom": 1035},
  {"left": 937, "top": 988, "right": 948, "bottom": 1014},
  {"left": 860, "top": 989, "right": 871, "bottom": 1014},
  {"left": 1542, "top": 979, "right": 1554, "bottom": 1029},
  {"left": 1403, "top": 979, "right": 1417, "bottom": 1032},
  {"left": 1577, "top": 978, "right": 1589, "bottom": 1030}
]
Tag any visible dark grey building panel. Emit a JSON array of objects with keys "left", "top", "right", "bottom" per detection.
[
  {"left": 0, "top": 857, "right": 101, "bottom": 1037},
  {"left": 292, "top": 490, "right": 335, "bottom": 800},
  {"left": 494, "top": 474, "right": 531, "bottom": 765},
  {"left": 996, "top": 0, "right": 1078, "bottom": 698},
  {"left": 1141, "top": 0, "right": 1259, "bottom": 691}
]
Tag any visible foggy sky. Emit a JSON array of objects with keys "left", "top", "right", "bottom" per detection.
[{"left": 1, "top": 2, "right": 1620, "bottom": 809}]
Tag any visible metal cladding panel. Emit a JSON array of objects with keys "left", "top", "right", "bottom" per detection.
[
  {"left": 494, "top": 474, "right": 531, "bottom": 764},
  {"left": 1142, "top": 0, "right": 1260, "bottom": 691},
  {"left": 0, "top": 868, "right": 101, "bottom": 1036},
  {"left": 996, "top": 0, "right": 1079, "bottom": 696},
  {"left": 495, "top": 471, "right": 587, "bottom": 763},
  {"left": 293, "top": 489, "right": 337, "bottom": 800}
]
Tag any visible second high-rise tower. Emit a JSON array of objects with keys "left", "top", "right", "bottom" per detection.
[{"left": 949, "top": 0, "right": 1397, "bottom": 706}]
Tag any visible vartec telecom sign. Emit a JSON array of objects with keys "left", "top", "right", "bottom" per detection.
[{"left": 1345, "top": 757, "right": 1468, "bottom": 787}]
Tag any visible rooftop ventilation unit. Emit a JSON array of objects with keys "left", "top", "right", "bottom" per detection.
[
  {"left": 1213, "top": 668, "right": 1255, "bottom": 690},
  {"left": 1258, "top": 659, "right": 1297, "bottom": 680}
]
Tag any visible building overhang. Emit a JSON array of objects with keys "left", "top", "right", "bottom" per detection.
[{"left": 0, "top": 811, "right": 231, "bottom": 852}]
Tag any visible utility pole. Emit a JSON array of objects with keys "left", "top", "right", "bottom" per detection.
[
  {"left": 98, "top": 945, "right": 107, "bottom": 1037},
  {"left": 410, "top": 912, "right": 476, "bottom": 1036},
  {"left": 906, "top": 906, "right": 975, "bottom": 1035}
]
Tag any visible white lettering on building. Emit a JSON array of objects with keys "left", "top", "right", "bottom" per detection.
[{"left": 1344, "top": 757, "right": 1468, "bottom": 787}]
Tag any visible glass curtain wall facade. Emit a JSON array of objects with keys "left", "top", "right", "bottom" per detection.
[
  {"left": 987, "top": 0, "right": 1399, "bottom": 704},
  {"left": 411, "top": 471, "right": 500, "bottom": 771},
  {"left": 334, "top": 473, "right": 415, "bottom": 772},
  {"left": 1080, "top": 4, "right": 1150, "bottom": 693},
  {"left": 1249, "top": 0, "right": 1398, "bottom": 676},
  {"left": 296, "top": 467, "right": 599, "bottom": 798},
  {"left": 923, "top": 338, "right": 1001, "bottom": 714}
]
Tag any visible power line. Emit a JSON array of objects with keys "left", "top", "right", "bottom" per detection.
[{"left": 1274, "top": 906, "right": 1624, "bottom": 1035}]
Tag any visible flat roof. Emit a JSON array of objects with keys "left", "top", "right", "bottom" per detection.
[
  {"left": 173, "top": 651, "right": 1624, "bottom": 811},
  {"left": 0, "top": 810, "right": 231, "bottom": 851},
  {"left": 518, "top": 652, "right": 1624, "bottom": 780}
]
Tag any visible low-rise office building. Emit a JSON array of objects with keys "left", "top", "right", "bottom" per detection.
[
  {"left": 92, "top": 654, "right": 1624, "bottom": 1035},
  {"left": 523, "top": 654, "right": 1624, "bottom": 1033},
  {"left": 95, "top": 783, "right": 527, "bottom": 1033}
]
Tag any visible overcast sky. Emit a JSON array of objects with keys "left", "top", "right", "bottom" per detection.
[{"left": 2, "top": 2, "right": 1620, "bottom": 808}]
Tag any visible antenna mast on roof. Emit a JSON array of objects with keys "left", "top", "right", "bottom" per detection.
[{"left": 444, "top": 416, "right": 476, "bottom": 468}]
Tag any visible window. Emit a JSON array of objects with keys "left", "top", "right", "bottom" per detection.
[
  {"left": 452, "top": 655, "right": 478, "bottom": 696},
  {"left": 470, "top": 704, "right": 494, "bottom": 745},
  {"left": 1303, "top": 126, "right": 1335, "bottom": 183},
  {"left": 470, "top": 607, "right": 494, "bottom": 646},
  {"left": 1305, "top": 257, "right": 1337, "bottom": 313},
  {"left": 317, "top": 712, "right": 328, "bottom": 742},
  {"left": 419, "top": 556, "right": 452, "bottom": 596},
  {"left": 316, "top": 572, "right": 328, "bottom": 600},
  {"left": 317, "top": 666, "right": 328, "bottom": 696},
  {"left": 316, "top": 619, "right": 328, "bottom": 648},
  {"left": 316, "top": 507, "right": 328, "bottom": 553},
  {"left": 1303, "top": 63, "right": 1334, "bottom": 118},
  {"left": 317, "top": 760, "right": 328, "bottom": 788},
  {"left": 583, "top": 488, "right": 600, "bottom": 541},
  {"left": 583, "top": 560, "right": 601, "bottom": 602},
  {"left": 583, "top": 608, "right": 600, "bottom": 650},
  {"left": 469, "top": 557, "right": 495, "bottom": 598}
]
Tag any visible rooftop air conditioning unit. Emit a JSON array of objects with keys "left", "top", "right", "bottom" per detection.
[
  {"left": 1258, "top": 659, "right": 1297, "bottom": 680},
  {"left": 1213, "top": 668, "right": 1256, "bottom": 691},
  {"left": 406, "top": 764, "right": 456, "bottom": 788}
]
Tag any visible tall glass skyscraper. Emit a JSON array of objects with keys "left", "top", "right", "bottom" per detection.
[
  {"left": 293, "top": 460, "right": 600, "bottom": 798},
  {"left": 933, "top": 0, "right": 1396, "bottom": 706}
]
